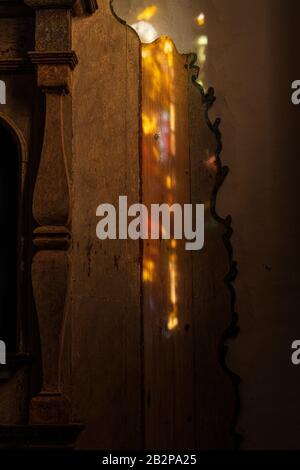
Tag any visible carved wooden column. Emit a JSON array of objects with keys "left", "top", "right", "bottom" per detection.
[
  {"left": 28, "top": 88, "right": 73, "bottom": 424},
  {"left": 25, "top": 0, "right": 90, "bottom": 426}
]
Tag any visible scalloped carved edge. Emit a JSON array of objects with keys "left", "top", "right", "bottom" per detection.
[
  {"left": 187, "top": 54, "right": 242, "bottom": 449},
  {"left": 109, "top": 0, "right": 126, "bottom": 25},
  {"left": 109, "top": 0, "right": 142, "bottom": 42}
]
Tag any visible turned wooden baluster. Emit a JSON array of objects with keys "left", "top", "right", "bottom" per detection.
[
  {"left": 25, "top": 0, "right": 80, "bottom": 425},
  {"left": 29, "top": 91, "right": 71, "bottom": 424}
]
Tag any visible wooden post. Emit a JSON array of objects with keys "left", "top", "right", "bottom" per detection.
[{"left": 25, "top": 0, "right": 79, "bottom": 426}]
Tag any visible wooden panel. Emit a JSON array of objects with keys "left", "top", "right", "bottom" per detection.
[
  {"left": 142, "top": 37, "right": 194, "bottom": 450},
  {"left": 71, "top": 0, "right": 142, "bottom": 449},
  {"left": 142, "top": 41, "right": 235, "bottom": 449}
]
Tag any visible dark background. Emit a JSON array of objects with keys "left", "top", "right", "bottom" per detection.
[{"left": 114, "top": 0, "right": 300, "bottom": 449}]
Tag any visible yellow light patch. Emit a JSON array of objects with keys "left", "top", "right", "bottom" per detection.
[
  {"left": 167, "top": 314, "right": 179, "bottom": 331},
  {"left": 163, "top": 39, "right": 173, "bottom": 54},
  {"left": 166, "top": 175, "right": 172, "bottom": 189},
  {"left": 170, "top": 103, "right": 176, "bottom": 132},
  {"left": 137, "top": 5, "right": 158, "bottom": 21},
  {"left": 143, "top": 259, "right": 155, "bottom": 283},
  {"left": 142, "top": 113, "right": 157, "bottom": 135},
  {"left": 196, "top": 13, "right": 205, "bottom": 26}
]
